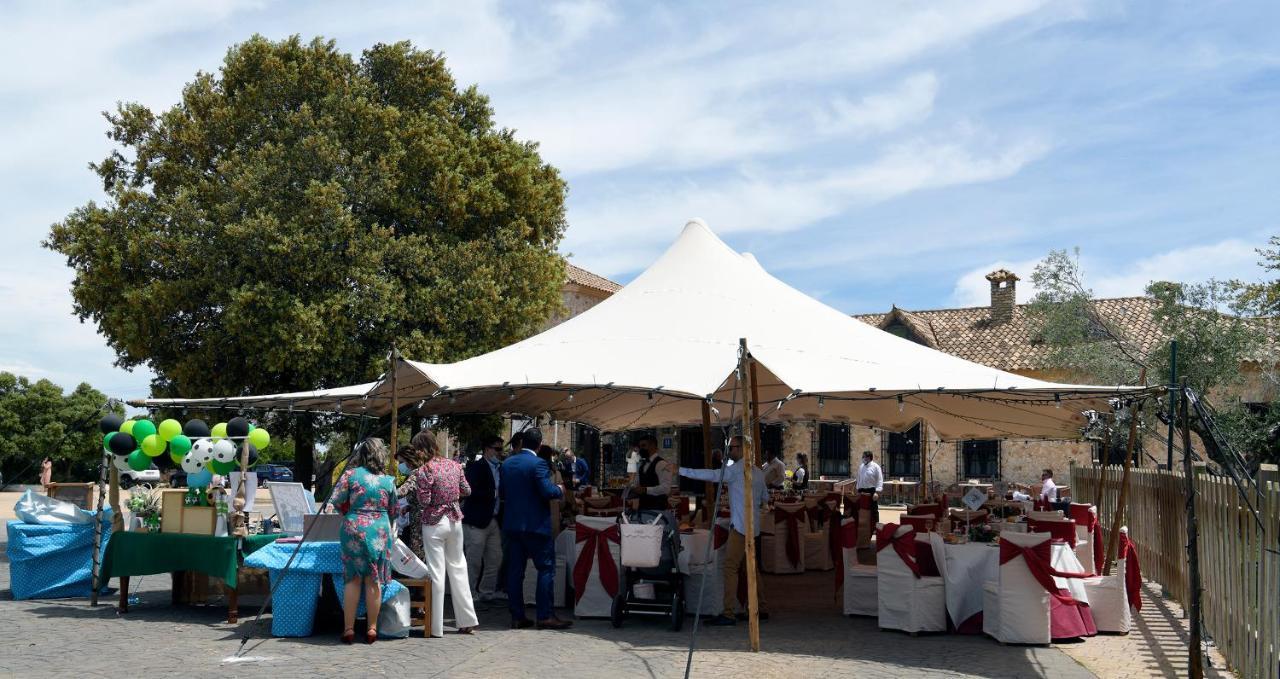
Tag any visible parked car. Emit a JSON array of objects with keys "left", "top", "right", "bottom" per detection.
[
  {"left": 120, "top": 463, "right": 161, "bottom": 488},
  {"left": 253, "top": 464, "right": 294, "bottom": 483}
]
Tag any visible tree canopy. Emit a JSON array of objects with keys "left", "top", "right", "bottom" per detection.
[
  {"left": 44, "top": 35, "right": 568, "bottom": 401},
  {"left": 0, "top": 372, "right": 120, "bottom": 481}
]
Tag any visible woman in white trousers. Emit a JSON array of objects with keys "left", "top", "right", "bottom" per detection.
[{"left": 412, "top": 431, "right": 479, "bottom": 636}]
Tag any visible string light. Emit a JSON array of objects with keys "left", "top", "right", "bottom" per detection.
[
  {"left": 567, "top": 390, "right": 575, "bottom": 402},
  {"left": 1054, "top": 393, "right": 1062, "bottom": 409},
  {"left": 449, "top": 393, "right": 456, "bottom": 404},
  {"left": 508, "top": 389, "right": 516, "bottom": 401},
  {"left": 897, "top": 394, "right": 905, "bottom": 413},
  {"left": 817, "top": 396, "right": 825, "bottom": 409}
]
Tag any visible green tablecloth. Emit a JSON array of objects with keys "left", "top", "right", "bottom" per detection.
[{"left": 100, "top": 532, "right": 282, "bottom": 587}]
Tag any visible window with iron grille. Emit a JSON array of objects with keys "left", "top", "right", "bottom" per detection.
[
  {"left": 957, "top": 439, "right": 1000, "bottom": 480},
  {"left": 883, "top": 424, "right": 921, "bottom": 478},
  {"left": 817, "top": 423, "right": 850, "bottom": 477},
  {"left": 760, "top": 424, "right": 783, "bottom": 461}
]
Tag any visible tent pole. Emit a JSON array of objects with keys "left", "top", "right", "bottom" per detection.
[
  {"left": 108, "top": 466, "right": 122, "bottom": 533},
  {"left": 389, "top": 347, "right": 399, "bottom": 450},
  {"left": 90, "top": 447, "right": 109, "bottom": 606},
  {"left": 1103, "top": 368, "right": 1145, "bottom": 575},
  {"left": 738, "top": 338, "right": 761, "bottom": 652},
  {"left": 1180, "top": 380, "right": 1204, "bottom": 679},
  {"left": 749, "top": 361, "right": 762, "bottom": 466},
  {"left": 920, "top": 427, "right": 929, "bottom": 503},
  {"left": 702, "top": 400, "right": 715, "bottom": 528}
]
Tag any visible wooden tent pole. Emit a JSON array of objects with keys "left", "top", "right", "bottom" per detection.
[
  {"left": 1103, "top": 368, "right": 1145, "bottom": 575},
  {"left": 1180, "top": 381, "right": 1204, "bottom": 679},
  {"left": 749, "top": 361, "right": 762, "bottom": 466},
  {"left": 90, "top": 447, "right": 110, "bottom": 606},
  {"left": 738, "top": 338, "right": 761, "bottom": 652},
  {"left": 389, "top": 347, "right": 399, "bottom": 450},
  {"left": 701, "top": 400, "right": 715, "bottom": 527}
]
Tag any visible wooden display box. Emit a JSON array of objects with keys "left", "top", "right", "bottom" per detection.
[
  {"left": 160, "top": 490, "right": 187, "bottom": 533},
  {"left": 47, "top": 482, "right": 94, "bottom": 509},
  {"left": 181, "top": 505, "right": 217, "bottom": 535}
]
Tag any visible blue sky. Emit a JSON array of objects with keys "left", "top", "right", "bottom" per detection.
[{"left": 1, "top": 0, "right": 1276, "bottom": 400}]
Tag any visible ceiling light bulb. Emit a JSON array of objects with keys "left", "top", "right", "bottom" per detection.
[{"left": 897, "top": 395, "right": 905, "bottom": 413}]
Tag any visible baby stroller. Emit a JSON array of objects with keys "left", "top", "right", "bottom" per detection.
[{"left": 610, "top": 508, "right": 686, "bottom": 631}]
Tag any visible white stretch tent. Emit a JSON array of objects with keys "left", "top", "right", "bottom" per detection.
[{"left": 137, "top": 220, "right": 1152, "bottom": 439}]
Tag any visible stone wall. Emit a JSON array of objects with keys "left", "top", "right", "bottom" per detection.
[{"left": 541, "top": 283, "right": 610, "bottom": 330}]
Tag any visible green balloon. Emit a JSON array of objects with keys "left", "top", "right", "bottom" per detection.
[
  {"left": 248, "top": 427, "right": 270, "bottom": 450},
  {"left": 103, "top": 432, "right": 117, "bottom": 451},
  {"left": 120, "top": 420, "right": 136, "bottom": 436},
  {"left": 132, "top": 419, "right": 157, "bottom": 443},
  {"left": 211, "top": 422, "right": 228, "bottom": 440},
  {"left": 209, "top": 459, "right": 234, "bottom": 475},
  {"left": 127, "top": 450, "right": 150, "bottom": 472},
  {"left": 158, "top": 419, "right": 182, "bottom": 442},
  {"left": 170, "top": 451, "right": 185, "bottom": 465},
  {"left": 169, "top": 434, "right": 193, "bottom": 457},
  {"left": 141, "top": 434, "right": 165, "bottom": 457}
]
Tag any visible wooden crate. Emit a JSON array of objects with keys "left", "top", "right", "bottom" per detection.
[
  {"left": 160, "top": 490, "right": 187, "bottom": 533},
  {"left": 47, "top": 482, "right": 93, "bottom": 509}
]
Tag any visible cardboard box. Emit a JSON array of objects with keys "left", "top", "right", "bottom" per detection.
[
  {"left": 160, "top": 490, "right": 187, "bottom": 533},
  {"left": 181, "top": 505, "right": 216, "bottom": 535}
]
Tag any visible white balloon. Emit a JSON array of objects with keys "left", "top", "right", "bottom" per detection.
[
  {"left": 211, "top": 439, "right": 236, "bottom": 463},
  {"left": 113, "top": 454, "right": 132, "bottom": 473},
  {"left": 181, "top": 452, "right": 205, "bottom": 474}
]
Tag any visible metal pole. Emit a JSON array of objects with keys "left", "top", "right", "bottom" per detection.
[
  {"left": 738, "top": 338, "right": 761, "bottom": 652},
  {"left": 1167, "top": 340, "right": 1177, "bottom": 470},
  {"left": 1180, "top": 380, "right": 1204, "bottom": 679},
  {"left": 701, "top": 400, "right": 715, "bottom": 527},
  {"left": 389, "top": 347, "right": 399, "bottom": 450}
]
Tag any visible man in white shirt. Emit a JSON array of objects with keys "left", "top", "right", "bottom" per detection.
[
  {"left": 678, "top": 435, "right": 769, "bottom": 626},
  {"left": 856, "top": 450, "right": 884, "bottom": 515},
  {"left": 1039, "top": 469, "right": 1058, "bottom": 504}
]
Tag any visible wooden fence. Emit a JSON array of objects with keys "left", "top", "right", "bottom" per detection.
[{"left": 1072, "top": 464, "right": 1279, "bottom": 679}]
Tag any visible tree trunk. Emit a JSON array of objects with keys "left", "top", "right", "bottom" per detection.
[{"left": 295, "top": 414, "right": 315, "bottom": 490}]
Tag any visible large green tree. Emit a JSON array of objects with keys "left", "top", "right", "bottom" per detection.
[
  {"left": 0, "top": 373, "right": 121, "bottom": 483},
  {"left": 44, "top": 36, "right": 568, "bottom": 482},
  {"left": 1026, "top": 248, "right": 1278, "bottom": 468}
]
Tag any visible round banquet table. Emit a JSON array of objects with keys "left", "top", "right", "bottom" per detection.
[{"left": 935, "top": 536, "right": 1089, "bottom": 633}]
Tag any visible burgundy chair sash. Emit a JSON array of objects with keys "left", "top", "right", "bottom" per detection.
[
  {"left": 1118, "top": 532, "right": 1143, "bottom": 611},
  {"left": 573, "top": 521, "right": 620, "bottom": 604},
  {"left": 774, "top": 506, "right": 804, "bottom": 568},
  {"left": 998, "top": 539, "right": 1092, "bottom": 606},
  {"left": 875, "top": 523, "right": 922, "bottom": 578},
  {"left": 1068, "top": 503, "right": 1104, "bottom": 574},
  {"left": 913, "top": 536, "right": 941, "bottom": 577},
  {"left": 901, "top": 514, "right": 935, "bottom": 534},
  {"left": 911, "top": 503, "right": 943, "bottom": 519}
]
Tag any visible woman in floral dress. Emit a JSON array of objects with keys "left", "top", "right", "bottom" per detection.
[
  {"left": 331, "top": 437, "right": 398, "bottom": 644},
  {"left": 413, "top": 430, "right": 479, "bottom": 636}
]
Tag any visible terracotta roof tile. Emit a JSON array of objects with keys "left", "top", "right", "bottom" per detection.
[{"left": 565, "top": 262, "right": 622, "bottom": 294}]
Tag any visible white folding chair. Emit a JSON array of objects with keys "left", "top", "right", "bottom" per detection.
[
  {"left": 1083, "top": 528, "right": 1131, "bottom": 634},
  {"left": 982, "top": 531, "right": 1052, "bottom": 645},
  {"left": 876, "top": 525, "right": 946, "bottom": 634}
]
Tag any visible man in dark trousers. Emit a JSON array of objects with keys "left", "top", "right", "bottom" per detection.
[
  {"left": 500, "top": 427, "right": 571, "bottom": 629},
  {"left": 463, "top": 435, "right": 505, "bottom": 602},
  {"left": 631, "top": 433, "right": 673, "bottom": 511}
]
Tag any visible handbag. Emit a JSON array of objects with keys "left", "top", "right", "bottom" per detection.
[
  {"left": 620, "top": 513, "right": 665, "bottom": 568},
  {"left": 391, "top": 538, "right": 428, "bottom": 578}
]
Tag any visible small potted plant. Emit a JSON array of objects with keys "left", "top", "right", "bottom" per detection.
[{"left": 126, "top": 487, "right": 162, "bottom": 532}]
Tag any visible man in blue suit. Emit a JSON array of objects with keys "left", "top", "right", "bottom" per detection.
[{"left": 500, "top": 427, "right": 571, "bottom": 629}]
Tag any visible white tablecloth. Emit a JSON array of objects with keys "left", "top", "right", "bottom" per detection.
[{"left": 939, "top": 539, "right": 1088, "bottom": 627}]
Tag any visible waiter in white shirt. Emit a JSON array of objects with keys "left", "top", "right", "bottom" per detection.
[
  {"left": 761, "top": 451, "right": 786, "bottom": 490},
  {"left": 856, "top": 450, "right": 883, "bottom": 515},
  {"left": 678, "top": 435, "right": 769, "bottom": 626}
]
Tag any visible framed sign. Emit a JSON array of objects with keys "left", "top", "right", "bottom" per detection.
[
  {"left": 268, "top": 482, "right": 316, "bottom": 534},
  {"left": 962, "top": 487, "right": 987, "bottom": 511}
]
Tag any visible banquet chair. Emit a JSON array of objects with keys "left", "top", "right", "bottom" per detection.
[
  {"left": 900, "top": 514, "right": 936, "bottom": 533},
  {"left": 1028, "top": 510, "right": 1065, "bottom": 522},
  {"left": 982, "top": 531, "right": 1053, "bottom": 645},
  {"left": 841, "top": 518, "right": 878, "bottom": 616},
  {"left": 876, "top": 525, "right": 946, "bottom": 634},
  {"left": 762, "top": 502, "right": 806, "bottom": 574},
  {"left": 947, "top": 508, "right": 989, "bottom": 525},
  {"left": 1082, "top": 550, "right": 1129, "bottom": 634},
  {"left": 912, "top": 532, "right": 942, "bottom": 577},
  {"left": 908, "top": 502, "right": 944, "bottom": 520},
  {"left": 1027, "top": 518, "right": 1080, "bottom": 555},
  {"left": 1068, "top": 503, "right": 1101, "bottom": 574}
]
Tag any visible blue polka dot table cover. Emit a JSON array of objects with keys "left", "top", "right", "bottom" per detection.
[
  {"left": 244, "top": 540, "right": 402, "bottom": 637},
  {"left": 5, "top": 508, "right": 113, "bottom": 600}
]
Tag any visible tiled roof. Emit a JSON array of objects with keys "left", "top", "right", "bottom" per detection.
[
  {"left": 565, "top": 262, "right": 622, "bottom": 294},
  {"left": 853, "top": 297, "right": 1168, "bottom": 372}
]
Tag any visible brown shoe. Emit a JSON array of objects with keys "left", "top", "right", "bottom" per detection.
[{"left": 536, "top": 617, "right": 573, "bottom": 630}]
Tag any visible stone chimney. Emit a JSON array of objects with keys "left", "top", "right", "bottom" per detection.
[{"left": 985, "top": 269, "right": 1019, "bottom": 324}]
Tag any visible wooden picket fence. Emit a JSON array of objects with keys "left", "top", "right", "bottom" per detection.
[{"left": 1072, "top": 464, "right": 1279, "bottom": 679}]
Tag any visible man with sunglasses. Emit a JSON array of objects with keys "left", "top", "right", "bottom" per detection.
[{"left": 463, "top": 435, "right": 506, "bottom": 602}]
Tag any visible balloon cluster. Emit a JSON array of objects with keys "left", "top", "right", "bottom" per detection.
[{"left": 100, "top": 414, "right": 270, "bottom": 488}]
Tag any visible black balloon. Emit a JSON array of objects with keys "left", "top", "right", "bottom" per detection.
[
  {"left": 109, "top": 432, "right": 137, "bottom": 457},
  {"left": 247, "top": 443, "right": 260, "bottom": 466},
  {"left": 100, "top": 413, "right": 124, "bottom": 435},
  {"left": 227, "top": 417, "right": 251, "bottom": 438},
  {"left": 183, "top": 419, "right": 211, "bottom": 438}
]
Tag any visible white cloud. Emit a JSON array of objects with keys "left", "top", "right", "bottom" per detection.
[{"left": 948, "top": 239, "right": 1265, "bottom": 309}]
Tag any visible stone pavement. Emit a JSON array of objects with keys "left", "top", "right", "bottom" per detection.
[{"left": 1, "top": 546, "right": 1093, "bottom": 679}]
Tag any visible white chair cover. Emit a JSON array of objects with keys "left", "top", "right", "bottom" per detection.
[
  {"left": 571, "top": 516, "right": 620, "bottom": 618},
  {"left": 1083, "top": 554, "right": 1129, "bottom": 634},
  {"left": 982, "top": 531, "right": 1052, "bottom": 644},
  {"left": 761, "top": 503, "right": 805, "bottom": 574},
  {"left": 1028, "top": 510, "right": 1065, "bottom": 521},
  {"left": 841, "top": 518, "right": 878, "bottom": 616},
  {"left": 683, "top": 518, "right": 730, "bottom": 615},
  {"left": 876, "top": 525, "right": 946, "bottom": 633},
  {"left": 804, "top": 530, "right": 833, "bottom": 571}
]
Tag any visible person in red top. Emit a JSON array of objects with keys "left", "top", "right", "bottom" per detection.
[{"left": 413, "top": 430, "right": 480, "bottom": 636}]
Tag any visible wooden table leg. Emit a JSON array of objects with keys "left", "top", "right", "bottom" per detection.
[
  {"left": 118, "top": 576, "right": 129, "bottom": 613},
  {"left": 423, "top": 580, "right": 433, "bottom": 637},
  {"left": 228, "top": 584, "right": 239, "bottom": 624}
]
